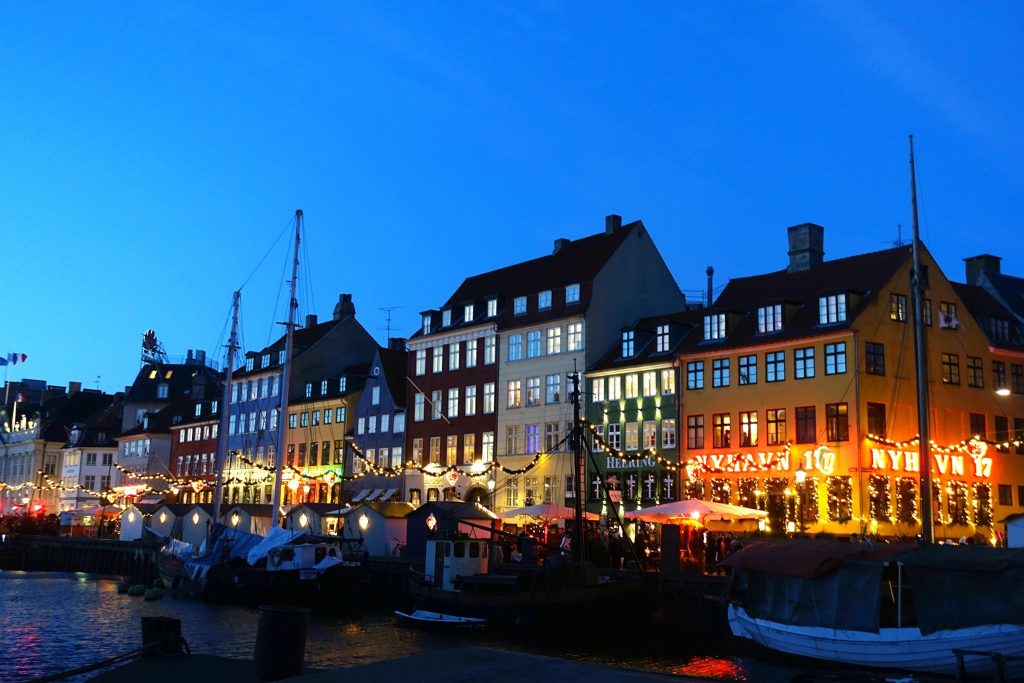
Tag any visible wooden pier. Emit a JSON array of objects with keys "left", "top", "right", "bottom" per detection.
[{"left": 0, "top": 535, "right": 157, "bottom": 579}]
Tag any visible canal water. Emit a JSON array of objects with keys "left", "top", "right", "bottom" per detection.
[{"left": 0, "top": 571, "right": 799, "bottom": 682}]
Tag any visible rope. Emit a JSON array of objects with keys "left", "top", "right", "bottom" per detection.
[{"left": 25, "top": 634, "right": 191, "bottom": 683}]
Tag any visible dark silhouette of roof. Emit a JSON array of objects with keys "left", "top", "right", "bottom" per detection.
[
  {"left": 124, "top": 362, "right": 221, "bottom": 404},
  {"left": 377, "top": 347, "right": 409, "bottom": 409},
  {"left": 590, "top": 308, "right": 704, "bottom": 373},
  {"left": 357, "top": 501, "right": 416, "bottom": 518},
  {"left": 981, "top": 271, "right": 1024, "bottom": 322},
  {"left": 36, "top": 391, "right": 118, "bottom": 443},
  {"left": 119, "top": 395, "right": 193, "bottom": 438},
  {"left": 952, "top": 282, "right": 1024, "bottom": 350},
  {"left": 63, "top": 395, "right": 124, "bottom": 448}
]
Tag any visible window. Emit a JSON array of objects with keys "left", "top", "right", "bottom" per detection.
[
  {"left": 661, "top": 369, "right": 675, "bottom": 395},
  {"left": 514, "top": 296, "right": 527, "bottom": 315},
  {"left": 527, "top": 331, "right": 541, "bottom": 358},
  {"left": 506, "top": 426, "right": 519, "bottom": 455},
  {"left": 890, "top": 294, "right": 908, "bottom": 322},
  {"left": 545, "top": 374, "right": 561, "bottom": 403},
  {"left": 995, "top": 415, "right": 1009, "bottom": 446},
  {"left": 867, "top": 402, "right": 887, "bottom": 437},
  {"left": 462, "top": 434, "right": 475, "bottom": 463},
  {"left": 487, "top": 299, "right": 498, "bottom": 317},
  {"left": 687, "top": 415, "right": 704, "bottom": 449},
  {"left": 526, "top": 377, "right": 541, "bottom": 406},
  {"left": 622, "top": 331, "right": 635, "bottom": 357},
  {"left": 607, "top": 423, "right": 621, "bottom": 450},
  {"left": 643, "top": 420, "right": 657, "bottom": 449},
  {"left": 466, "top": 339, "right": 478, "bottom": 368},
  {"left": 967, "top": 357, "right": 984, "bottom": 388},
  {"left": 483, "top": 383, "right": 495, "bottom": 414},
  {"left": 625, "top": 422, "right": 639, "bottom": 451},
  {"left": 608, "top": 376, "right": 622, "bottom": 401},
  {"left": 642, "top": 371, "right": 657, "bottom": 397},
  {"left": 704, "top": 313, "right": 726, "bottom": 341},
  {"left": 465, "top": 385, "right": 477, "bottom": 416},
  {"left": 507, "top": 380, "right": 522, "bottom": 408},
  {"left": 739, "top": 355, "right": 757, "bottom": 385},
  {"left": 861, "top": 342, "right": 884, "bottom": 376},
  {"left": 939, "top": 301, "right": 959, "bottom": 329},
  {"left": 712, "top": 414, "right": 731, "bottom": 448},
  {"left": 655, "top": 324, "right": 670, "bottom": 352},
  {"left": 356, "top": 417, "right": 365, "bottom": 434},
  {"left": 505, "top": 477, "right": 519, "bottom": 507},
  {"left": 464, "top": 303, "right": 474, "bottom": 322},
  {"left": 712, "top": 358, "right": 730, "bottom": 388},
  {"left": 567, "top": 322, "right": 583, "bottom": 351},
  {"left": 795, "top": 347, "right": 815, "bottom": 379},
  {"left": 824, "top": 342, "right": 846, "bottom": 375},
  {"left": 1013, "top": 365, "right": 1024, "bottom": 394},
  {"left": 446, "top": 436, "right": 458, "bottom": 465},
  {"left": 547, "top": 327, "right": 562, "bottom": 354},
  {"left": 991, "top": 318, "right": 1011, "bottom": 342},
  {"left": 448, "top": 388, "right": 460, "bottom": 418},
  {"left": 368, "top": 415, "right": 376, "bottom": 433},
  {"left": 941, "top": 353, "right": 960, "bottom": 385},
  {"left": 999, "top": 485, "right": 1013, "bottom": 506},
  {"left": 565, "top": 284, "right": 580, "bottom": 304},
  {"left": 431, "top": 390, "right": 442, "bottom": 419},
  {"left": 484, "top": 335, "right": 496, "bottom": 364},
  {"left": 1016, "top": 418, "right": 1024, "bottom": 454},
  {"left": 371, "top": 386, "right": 380, "bottom": 405},
  {"left": 482, "top": 432, "right": 494, "bottom": 462},
  {"left": 508, "top": 334, "right": 522, "bottom": 361},
  {"left": 545, "top": 422, "right": 561, "bottom": 452},
  {"left": 442, "top": 309, "right": 452, "bottom": 327},
  {"left": 796, "top": 406, "right": 816, "bottom": 443},
  {"left": 969, "top": 413, "right": 986, "bottom": 439},
  {"left": 924, "top": 298, "right": 932, "bottom": 326},
  {"left": 662, "top": 419, "right": 676, "bottom": 448},
  {"left": 449, "top": 342, "right": 460, "bottom": 371},
  {"left": 432, "top": 347, "right": 443, "bottom": 373},
  {"left": 591, "top": 378, "right": 605, "bottom": 403},
  {"left": 271, "top": 375, "right": 280, "bottom": 396},
  {"left": 339, "top": 376, "right": 347, "bottom": 392},
  {"left": 261, "top": 352, "right": 270, "bottom": 368},
  {"left": 157, "top": 383, "right": 169, "bottom": 399},
  {"left": 624, "top": 374, "right": 638, "bottom": 399},
  {"left": 422, "top": 314, "right": 432, "bottom": 335},
  {"left": 818, "top": 294, "right": 847, "bottom": 324},
  {"left": 687, "top": 361, "right": 704, "bottom": 390},
  {"left": 826, "top": 403, "right": 849, "bottom": 441},
  {"left": 757, "top": 304, "right": 783, "bottom": 333},
  {"left": 994, "top": 361, "right": 1007, "bottom": 390},
  {"left": 394, "top": 412, "right": 405, "bottom": 432},
  {"left": 737, "top": 411, "right": 756, "bottom": 447},
  {"left": 538, "top": 290, "right": 552, "bottom": 309},
  {"left": 414, "top": 349, "right": 426, "bottom": 375},
  {"left": 414, "top": 393, "right": 425, "bottom": 421},
  {"left": 279, "top": 349, "right": 287, "bottom": 364},
  {"left": 766, "top": 351, "right": 785, "bottom": 382},
  {"left": 305, "top": 383, "right": 312, "bottom": 398},
  {"left": 335, "top": 406, "right": 345, "bottom": 423},
  {"left": 525, "top": 424, "right": 540, "bottom": 453},
  {"left": 766, "top": 409, "right": 786, "bottom": 445},
  {"left": 310, "top": 410, "right": 319, "bottom": 427}
]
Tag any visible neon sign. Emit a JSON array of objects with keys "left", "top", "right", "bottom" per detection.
[
  {"left": 691, "top": 450, "right": 790, "bottom": 474},
  {"left": 870, "top": 440, "right": 992, "bottom": 479}
]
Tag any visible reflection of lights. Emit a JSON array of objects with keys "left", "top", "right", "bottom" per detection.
[
  {"left": 299, "top": 513, "right": 309, "bottom": 528},
  {"left": 358, "top": 514, "right": 369, "bottom": 531},
  {"left": 192, "top": 512, "right": 200, "bottom": 525}
]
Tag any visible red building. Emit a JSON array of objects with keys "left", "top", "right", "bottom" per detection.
[{"left": 169, "top": 398, "right": 221, "bottom": 504}]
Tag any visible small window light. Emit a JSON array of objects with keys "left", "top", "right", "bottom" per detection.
[
  {"left": 299, "top": 512, "right": 309, "bottom": 528},
  {"left": 358, "top": 514, "right": 370, "bottom": 531}
]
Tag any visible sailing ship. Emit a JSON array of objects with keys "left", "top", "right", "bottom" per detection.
[{"left": 722, "top": 140, "right": 1024, "bottom": 677}]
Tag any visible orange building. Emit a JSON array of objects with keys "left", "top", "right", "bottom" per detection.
[{"left": 677, "top": 224, "right": 1024, "bottom": 542}]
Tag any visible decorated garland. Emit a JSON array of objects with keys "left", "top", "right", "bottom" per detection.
[
  {"left": 973, "top": 482, "right": 993, "bottom": 527},
  {"left": 826, "top": 475, "right": 853, "bottom": 523}
]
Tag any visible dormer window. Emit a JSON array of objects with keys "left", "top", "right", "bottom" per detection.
[
  {"left": 538, "top": 291, "right": 552, "bottom": 310},
  {"left": 195, "top": 404, "right": 202, "bottom": 417},
  {"left": 305, "top": 383, "right": 312, "bottom": 398},
  {"left": 757, "top": 304, "right": 783, "bottom": 333},
  {"left": 96, "top": 432, "right": 107, "bottom": 444},
  {"left": 442, "top": 309, "right": 452, "bottom": 327},
  {"left": 339, "top": 376, "right": 347, "bottom": 392},
  {"left": 656, "top": 324, "right": 670, "bottom": 352},
  {"left": 514, "top": 297, "right": 527, "bottom": 316},
  {"left": 245, "top": 357, "right": 255, "bottom": 372},
  {"left": 464, "top": 304, "right": 474, "bottom": 322},
  {"left": 487, "top": 299, "right": 498, "bottom": 317},
  {"left": 622, "top": 331, "right": 635, "bottom": 357},
  {"left": 566, "top": 284, "right": 580, "bottom": 305},
  {"left": 991, "top": 318, "right": 1010, "bottom": 342},
  {"left": 320, "top": 379, "right": 328, "bottom": 395},
  {"left": 261, "top": 353, "right": 270, "bottom": 368},
  {"left": 704, "top": 313, "right": 726, "bottom": 341},
  {"left": 156, "top": 383, "right": 169, "bottom": 399},
  {"left": 278, "top": 350, "right": 286, "bottom": 364},
  {"left": 818, "top": 294, "right": 847, "bottom": 325},
  {"left": 422, "top": 314, "right": 432, "bottom": 335},
  {"left": 211, "top": 400, "right": 218, "bottom": 413}
]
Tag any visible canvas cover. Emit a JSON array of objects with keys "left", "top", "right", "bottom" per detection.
[{"left": 183, "top": 524, "right": 264, "bottom": 581}]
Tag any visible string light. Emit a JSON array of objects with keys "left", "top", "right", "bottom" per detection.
[{"left": 582, "top": 419, "right": 682, "bottom": 472}]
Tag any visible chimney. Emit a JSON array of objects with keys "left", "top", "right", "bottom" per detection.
[
  {"left": 605, "top": 214, "right": 622, "bottom": 234},
  {"left": 388, "top": 337, "right": 407, "bottom": 351},
  {"left": 787, "top": 223, "right": 825, "bottom": 273},
  {"left": 706, "top": 266, "right": 714, "bottom": 308},
  {"left": 68, "top": 381, "right": 81, "bottom": 396},
  {"left": 333, "top": 293, "right": 355, "bottom": 320},
  {"left": 305, "top": 314, "right": 318, "bottom": 328},
  {"left": 195, "top": 349, "right": 206, "bottom": 365},
  {"left": 964, "top": 254, "right": 1001, "bottom": 286},
  {"left": 553, "top": 238, "right": 570, "bottom": 254},
  {"left": 186, "top": 349, "right": 194, "bottom": 363}
]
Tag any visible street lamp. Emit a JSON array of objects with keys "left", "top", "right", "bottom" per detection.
[
  {"left": 996, "top": 387, "right": 1011, "bottom": 397},
  {"left": 795, "top": 468, "right": 807, "bottom": 533},
  {"left": 487, "top": 479, "right": 496, "bottom": 511}
]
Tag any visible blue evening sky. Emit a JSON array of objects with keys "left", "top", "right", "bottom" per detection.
[{"left": 2, "top": 3, "right": 1022, "bottom": 394}]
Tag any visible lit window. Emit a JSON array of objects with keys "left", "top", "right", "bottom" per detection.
[
  {"left": 527, "top": 331, "right": 541, "bottom": 358},
  {"left": 824, "top": 342, "right": 847, "bottom": 375},
  {"left": 507, "top": 380, "right": 522, "bottom": 408},
  {"left": 422, "top": 314, "right": 431, "bottom": 335},
  {"left": 546, "top": 374, "right": 561, "bottom": 403},
  {"left": 656, "top": 324, "right": 670, "bottom": 352},
  {"left": 608, "top": 377, "right": 622, "bottom": 401},
  {"left": 939, "top": 302, "right": 959, "bottom": 329},
  {"left": 514, "top": 297, "right": 527, "bottom": 315},
  {"left": 795, "top": 347, "right": 815, "bottom": 379},
  {"left": 890, "top": 294, "right": 908, "bottom": 322},
  {"left": 484, "top": 335, "right": 496, "bottom": 364},
  {"left": 414, "top": 393, "right": 425, "bottom": 421},
  {"left": 704, "top": 313, "right": 726, "bottom": 341},
  {"left": 687, "top": 362, "right": 704, "bottom": 390},
  {"left": 739, "top": 411, "right": 758, "bottom": 447},
  {"left": 567, "top": 323, "right": 583, "bottom": 351},
  {"left": 622, "top": 331, "right": 635, "bottom": 357},
  {"left": 660, "top": 369, "right": 675, "bottom": 395},
  {"left": 546, "top": 328, "right": 562, "bottom": 354},
  {"left": 371, "top": 386, "right": 380, "bottom": 405},
  {"left": 442, "top": 309, "right": 452, "bottom": 327},
  {"left": 321, "top": 379, "right": 328, "bottom": 395},
  {"left": 245, "top": 357, "right": 255, "bottom": 371},
  {"left": 508, "top": 334, "right": 522, "bottom": 361},
  {"left": 766, "top": 351, "right": 785, "bottom": 382},
  {"left": 305, "top": 383, "right": 312, "bottom": 398},
  {"left": 565, "top": 284, "right": 580, "bottom": 304},
  {"left": 157, "top": 383, "right": 169, "bottom": 399},
  {"left": 739, "top": 355, "right": 757, "bottom": 385},
  {"left": 642, "top": 372, "right": 657, "bottom": 397},
  {"left": 466, "top": 339, "right": 478, "bottom": 368},
  {"left": 483, "top": 383, "right": 495, "bottom": 414},
  {"left": 625, "top": 374, "right": 639, "bottom": 398},
  {"left": 415, "top": 349, "right": 426, "bottom": 376},
  {"left": 465, "top": 385, "right": 477, "bottom": 416},
  {"left": 526, "top": 377, "right": 541, "bottom": 406},
  {"left": 464, "top": 304, "right": 474, "bottom": 322},
  {"left": 818, "top": 294, "right": 847, "bottom": 325},
  {"left": 432, "top": 347, "right": 443, "bottom": 373},
  {"left": 448, "top": 389, "right": 459, "bottom": 418},
  {"left": 757, "top": 304, "right": 783, "bottom": 333},
  {"left": 712, "top": 359, "right": 730, "bottom": 388},
  {"left": 449, "top": 342, "right": 460, "bottom": 371},
  {"left": 591, "top": 378, "right": 605, "bottom": 403},
  {"left": 487, "top": 299, "right": 498, "bottom": 317}
]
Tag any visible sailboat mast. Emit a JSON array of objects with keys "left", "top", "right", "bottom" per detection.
[
  {"left": 213, "top": 290, "right": 240, "bottom": 523},
  {"left": 271, "top": 210, "right": 302, "bottom": 528},
  {"left": 909, "top": 136, "right": 935, "bottom": 544},
  {"left": 570, "top": 369, "right": 586, "bottom": 565}
]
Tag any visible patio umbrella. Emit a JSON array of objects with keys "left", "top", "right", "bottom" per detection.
[
  {"left": 625, "top": 499, "right": 767, "bottom": 524},
  {"left": 498, "top": 503, "right": 599, "bottom": 524}
]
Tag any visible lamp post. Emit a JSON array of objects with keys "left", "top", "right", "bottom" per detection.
[
  {"left": 487, "top": 478, "right": 496, "bottom": 512},
  {"left": 795, "top": 468, "right": 807, "bottom": 534}
]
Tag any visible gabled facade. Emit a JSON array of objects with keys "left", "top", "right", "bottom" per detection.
[
  {"left": 678, "top": 224, "right": 1024, "bottom": 540},
  {"left": 168, "top": 398, "right": 221, "bottom": 504},
  {"left": 59, "top": 395, "right": 122, "bottom": 511},
  {"left": 350, "top": 342, "right": 410, "bottom": 502}
]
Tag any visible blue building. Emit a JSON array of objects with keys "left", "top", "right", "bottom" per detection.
[{"left": 350, "top": 341, "right": 409, "bottom": 503}]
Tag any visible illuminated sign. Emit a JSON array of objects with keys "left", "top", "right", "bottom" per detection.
[
  {"left": 692, "top": 450, "right": 790, "bottom": 474},
  {"left": 870, "top": 440, "right": 992, "bottom": 479},
  {"left": 426, "top": 513, "right": 437, "bottom": 531},
  {"left": 606, "top": 456, "right": 656, "bottom": 470},
  {"left": 798, "top": 446, "right": 836, "bottom": 476}
]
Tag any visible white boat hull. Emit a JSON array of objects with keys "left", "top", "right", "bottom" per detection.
[{"left": 728, "top": 604, "right": 1024, "bottom": 676}]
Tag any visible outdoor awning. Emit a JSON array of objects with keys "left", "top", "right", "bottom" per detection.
[
  {"left": 365, "top": 488, "right": 385, "bottom": 501},
  {"left": 350, "top": 489, "right": 371, "bottom": 503},
  {"left": 378, "top": 488, "right": 398, "bottom": 502}
]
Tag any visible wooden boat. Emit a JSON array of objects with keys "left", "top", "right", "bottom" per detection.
[
  {"left": 722, "top": 540, "right": 1024, "bottom": 677},
  {"left": 393, "top": 609, "right": 486, "bottom": 630}
]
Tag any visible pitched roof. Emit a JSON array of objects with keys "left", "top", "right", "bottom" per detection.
[
  {"left": 63, "top": 395, "right": 124, "bottom": 448},
  {"left": 118, "top": 395, "right": 192, "bottom": 438},
  {"left": 681, "top": 245, "right": 911, "bottom": 353},
  {"left": 358, "top": 501, "right": 416, "bottom": 518},
  {"left": 980, "top": 271, "right": 1024, "bottom": 322},
  {"left": 38, "top": 391, "right": 118, "bottom": 443},
  {"left": 377, "top": 347, "right": 408, "bottom": 409},
  {"left": 590, "top": 308, "right": 704, "bottom": 373},
  {"left": 951, "top": 282, "right": 1024, "bottom": 350}
]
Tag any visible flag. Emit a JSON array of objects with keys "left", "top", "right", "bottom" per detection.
[
  {"left": 15, "top": 392, "right": 25, "bottom": 403},
  {"left": 0, "top": 353, "right": 27, "bottom": 366}
]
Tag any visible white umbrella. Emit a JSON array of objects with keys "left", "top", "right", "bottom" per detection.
[
  {"left": 498, "top": 502, "right": 600, "bottom": 524},
  {"left": 625, "top": 499, "right": 767, "bottom": 524}
]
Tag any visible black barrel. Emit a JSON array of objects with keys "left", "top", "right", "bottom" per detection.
[
  {"left": 140, "top": 616, "right": 181, "bottom": 657},
  {"left": 254, "top": 605, "right": 310, "bottom": 681}
]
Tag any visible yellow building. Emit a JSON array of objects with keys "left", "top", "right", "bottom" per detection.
[
  {"left": 284, "top": 383, "right": 361, "bottom": 505},
  {"left": 678, "top": 225, "right": 1024, "bottom": 541}
]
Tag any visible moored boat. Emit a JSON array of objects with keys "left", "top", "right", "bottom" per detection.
[{"left": 393, "top": 609, "right": 486, "bottom": 630}]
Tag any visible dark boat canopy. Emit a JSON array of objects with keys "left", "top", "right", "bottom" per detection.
[{"left": 720, "top": 539, "right": 912, "bottom": 579}]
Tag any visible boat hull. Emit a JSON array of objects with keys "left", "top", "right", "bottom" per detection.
[
  {"left": 728, "top": 603, "right": 1024, "bottom": 676},
  {"left": 394, "top": 609, "right": 486, "bottom": 631}
]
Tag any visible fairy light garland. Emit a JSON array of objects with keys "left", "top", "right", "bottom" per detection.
[
  {"left": 826, "top": 476, "right": 853, "bottom": 523},
  {"left": 866, "top": 432, "right": 1021, "bottom": 453},
  {"left": 895, "top": 476, "right": 918, "bottom": 524},
  {"left": 582, "top": 419, "right": 681, "bottom": 472},
  {"left": 972, "top": 482, "right": 993, "bottom": 527},
  {"left": 710, "top": 478, "right": 731, "bottom": 504}
]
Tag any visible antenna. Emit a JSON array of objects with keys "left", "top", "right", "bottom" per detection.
[
  {"left": 895, "top": 223, "right": 906, "bottom": 247},
  {"left": 380, "top": 306, "right": 403, "bottom": 339},
  {"left": 95, "top": 375, "right": 101, "bottom": 390}
]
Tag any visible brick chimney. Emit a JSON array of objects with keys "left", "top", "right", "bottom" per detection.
[
  {"left": 388, "top": 337, "right": 407, "bottom": 351},
  {"left": 305, "top": 314, "right": 318, "bottom": 328},
  {"left": 553, "top": 238, "right": 570, "bottom": 254},
  {"left": 333, "top": 293, "right": 355, "bottom": 320},
  {"left": 68, "top": 381, "right": 81, "bottom": 396},
  {"left": 605, "top": 214, "right": 622, "bottom": 234},
  {"left": 787, "top": 223, "right": 825, "bottom": 273},
  {"left": 964, "top": 254, "right": 1001, "bottom": 286}
]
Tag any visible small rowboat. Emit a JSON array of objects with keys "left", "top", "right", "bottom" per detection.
[{"left": 393, "top": 609, "right": 486, "bottom": 630}]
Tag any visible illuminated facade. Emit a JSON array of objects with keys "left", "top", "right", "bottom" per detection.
[{"left": 679, "top": 224, "right": 1024, "bottom": 540}]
